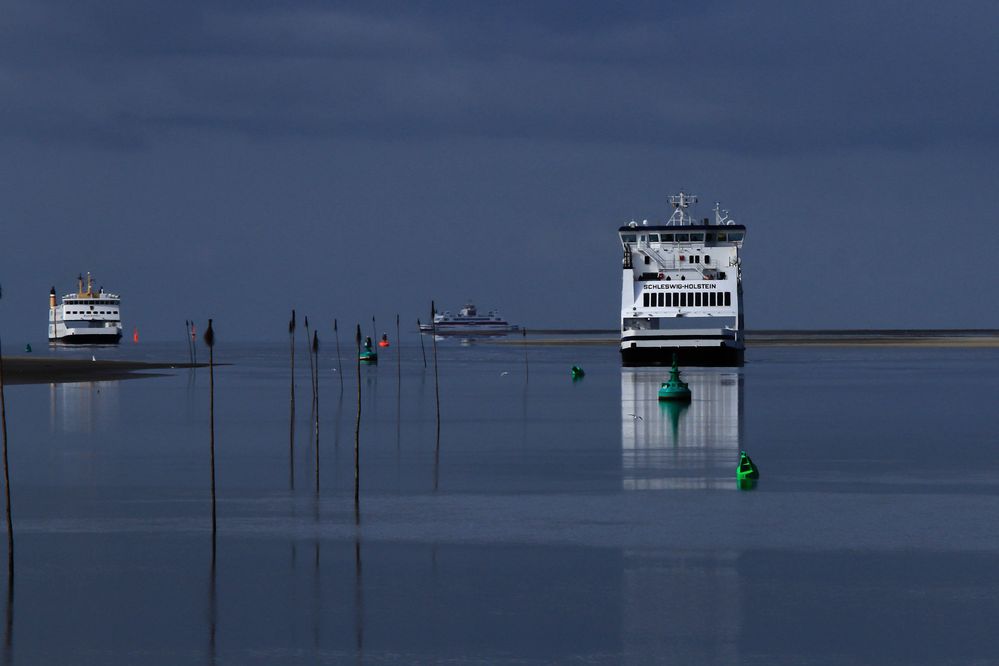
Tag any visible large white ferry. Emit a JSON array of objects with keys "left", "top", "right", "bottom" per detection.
[
  {"left": 619, "top": 192, "right": 745, "bottom": 366},
  {"left": 419, "top": 303, "right": 520, "bottom": 335},
  {"left": 48, "top": 273, "right": 123, "bottom": 344}
]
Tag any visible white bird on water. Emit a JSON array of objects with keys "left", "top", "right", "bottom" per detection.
[
  {"left": 627, "top": 413, "right": 643, "bottom": 421},
  {"left": 91, "top": 355, "right": 96, "bottom": 362},
  {"left": 500, "top": 371, "right": 509, "bottom": 377}
]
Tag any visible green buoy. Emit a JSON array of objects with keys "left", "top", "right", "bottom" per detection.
[
  {"left": 359, "top": 336, "right": 378, "bottom": 364},
  {"left": 736, "top": 450, "right": 759, "bottom": 481},
  {"left": 657, "top": 354, "right": 691, "bottom": 401},
  {"left": 24, "top": 343, "right": 32, "bottom": 353},
  {"left": 570, "top": 365, "right": 585, "bottom": 380}
]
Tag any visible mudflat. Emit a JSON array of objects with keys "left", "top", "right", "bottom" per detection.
[{"left": 1, "top": 356, "right": 203, "bottom": 384}]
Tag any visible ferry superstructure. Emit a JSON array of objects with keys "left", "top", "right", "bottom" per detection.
[
  {"left": 619, "top": 192, "right": 745, "bottom": 366},
  {"left": 48, "top": 273, "right": 123, "bottom": 344},
  {"left": 419, "top": 303, "right": 519, "bottom": 335}
]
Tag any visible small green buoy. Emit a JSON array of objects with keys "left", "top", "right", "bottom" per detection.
[
  {"left": 736, "top": 450, "right": 759, "bottom": 481},
  {"left": 570, "top": 365, "right": 585, "bottom": 380},
  {"left": 359, "top": 336, "right": 378, "bottom": 364},
  {"left": 24, "top": 343, "right": 32, "bottom": 353},
  {"left": 657, "top": 354, "right": 691, "bottom": 401}
]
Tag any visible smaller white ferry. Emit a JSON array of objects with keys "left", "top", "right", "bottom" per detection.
[
  {"left": 48, "top": 273, "right": 123, "bottom": 344},
  {"left": 419, "top": 303, "right": 520, "bottom": 335}
]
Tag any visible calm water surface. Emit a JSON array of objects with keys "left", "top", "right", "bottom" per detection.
[{"left": 3, "top": 339, "right": 999, "bottom": 664}]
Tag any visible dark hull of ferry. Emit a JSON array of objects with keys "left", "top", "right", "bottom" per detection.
[
  {"left": 620, "top": 344, "right": 744, "bottom": 367},
  {"left": 49, "top": 333, "right": 123, "bottom": 345}
]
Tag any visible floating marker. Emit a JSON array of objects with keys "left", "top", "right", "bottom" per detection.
[
  {"left": 133, "top": 328, "right": 139, "bottom": 343},
  {"left": 359, "top": 336, "right": 378, "bottom": 363},
  {"left": 24, "top": 344, "right": 31, "bottom": 353},
  {"left": 736, "top": 450, "right": 759, "bottom": 481},
  {"left": 378, "top": 333, "right": 390, "bottom": 348},
  {"left": 570, "top": 365, "right": 585, "bottom": 380},
  {"left": 657, "top": 354, "right": 691, "bottom": 401}
]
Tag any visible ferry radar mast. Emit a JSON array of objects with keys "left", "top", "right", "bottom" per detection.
[{"left": 666, "top": 191, "right": 698, "bottom": 226}]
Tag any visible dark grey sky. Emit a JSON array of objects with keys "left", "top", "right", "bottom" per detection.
[{"left": 2, "top": 1, "right": 997, "bottom": 341}]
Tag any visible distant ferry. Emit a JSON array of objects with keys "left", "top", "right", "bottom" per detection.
[
  {"left": 619, "top": 192, "right": 745, "bottom": 366},
  {"left": 419, "top": 303, "right": 520, "bottom": 335},
  {"left": 48, "top": 273, "right": 123, "bottom": 344}
]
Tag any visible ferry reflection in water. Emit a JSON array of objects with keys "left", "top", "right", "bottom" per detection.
[
  {"left": 620, "top": 368, "right": 744, "bottom": 663},
  {"left": 49, "top": 381, "right": 120, "bottom": 434},
  {"left": 620, "top": 367, "right": 743, "bottom": 490}
]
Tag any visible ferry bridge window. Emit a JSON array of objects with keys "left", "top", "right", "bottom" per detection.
[
  {"left": 705, "top": 255, "right": 711, "bottom": 264},
  {"left": 662, "top": 234, "right": 674, "bottom": 242},
  {"left": 710, "top": 292, "right": 717, "bottom": 306},
  {"left": 729, "top": 232, "right": 744, "bottom": 241},
  {"left": 649, "top": 234, "right": 659, "bottom": 242},
  {"left": 716, "top": 233, "right": 727, "bottom": 241},
  {"left": 675, "top": 233, "right": 689, "bottom": 242},
  {"left": 658, "top": 292, "right": 665, "bottom": 307},
  {"left": 680, "top": 293, "right": 687, "bottom": 307},
  {"left": 643, "top": 293, "right": 650, "bottom": 307},
  {"left": 695, "top": 293, "right": 702, "bottom": 306},
  {"left": 690, "top": 233, "right": 705, "bottom": 242},
  {"left": 725, "top": 292, "right": 732, "bottom": 306},
  {"left": 672, "top": 293, "right": 679, "bottom": 307},
  {"left": 622, "top": 234, "right": 636, "bottom": 243}
]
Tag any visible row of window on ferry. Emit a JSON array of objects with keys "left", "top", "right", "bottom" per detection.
[
  {"left": 63, "top": 299, "right": 119, "bottom": 305},
  {"left": 622, "top": 231, "right": 744, "bottom": 244},
  {"left": 642, "top": 291, "right": 732, "bottom": 308},
  {"left": 64, "top": 310, "right": 117, "bottom": 316}
]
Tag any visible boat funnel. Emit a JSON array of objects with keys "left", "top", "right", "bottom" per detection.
[{"left": 49, "top": 286, "right": 56, "bottom": 309}]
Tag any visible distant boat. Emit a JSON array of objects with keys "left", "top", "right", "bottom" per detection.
[
  {"left": 48, "top": 273, "right": 123, "bottom": 344},
  {"left": 418, "top": 303, "right": 519, "bottom": 335}
]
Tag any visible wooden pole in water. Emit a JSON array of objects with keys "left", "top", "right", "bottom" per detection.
[
  {"left": 431, "top": 302, "right": 440, "bottom": 442},
  {"left": 523, "top": 327, "right": 528, "bottom": 382},
  {"left": 0, "top": 322, "right": 13, "bottom": 574},
  {"left": 191, "top": 321, "right": 198, "bottom": 366},
  {"left": 289, "top": 310, "right": 296, "bottom": 483},
  {"left": 396, "top": 314, "right": 401, "bottom": 384},
  {"left": 417, "top": 319, "right": 427, "bottom": 369},
  {"left": 204, "top": 319, "right": 216, "bottom": 536},
  {"left": 313, "top": 331, "right": 320, "bottom": 493},
  {"left": 305, "top": 316, "right": 315, "bottom": 413},
  {"left": 354, "top": 325, "right": 362, "bottom": 515},
  {"left": 334, "top": 318, "right": 344, "bottom": 393},
  {"left": 185, "top": 320, "right": 193, "bottom": 364}
]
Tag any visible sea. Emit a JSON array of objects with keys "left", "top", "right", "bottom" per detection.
[{"left": 2, "top": 336, "right": 999, "bottom": 665}]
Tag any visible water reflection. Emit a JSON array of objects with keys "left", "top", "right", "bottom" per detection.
[
  {"left": 621, "top": 368, "right": 743, "bottom": 490},
  {"left": 48, "top": 381, "right": 119, "bottom": 434}
]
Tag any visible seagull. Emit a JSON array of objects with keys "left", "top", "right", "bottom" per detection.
[
  {"left": 91, "top": 355, "right": 96, "bottom": 362},
  {"left": 627, "top": 413, "right": 643, "bottom": 421},
  {"left": 500, "top": 371, "right": 509, "bottom": 376}
]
